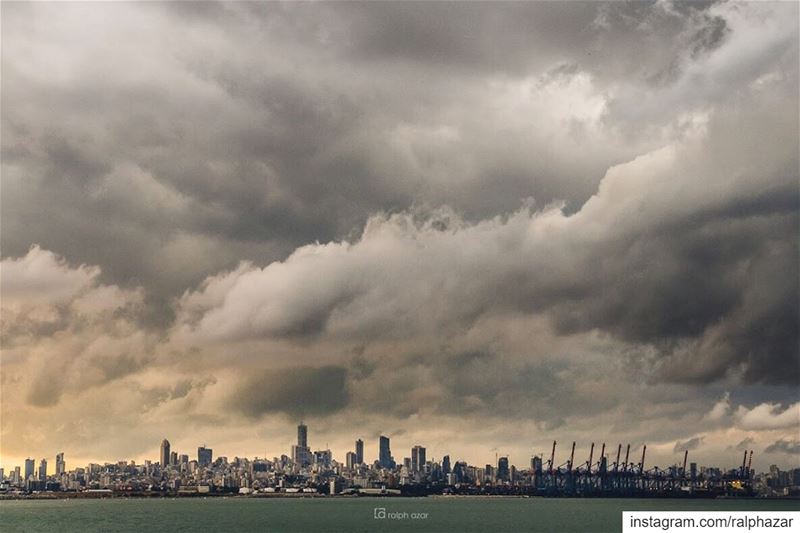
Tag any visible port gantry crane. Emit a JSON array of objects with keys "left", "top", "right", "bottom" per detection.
[{"left": 531, "top": 440, "right": 755, "bottom": 497}]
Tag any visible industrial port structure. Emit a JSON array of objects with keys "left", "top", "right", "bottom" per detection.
[{"left": 524, "top": 441, "right": 755, "bottom": 498}]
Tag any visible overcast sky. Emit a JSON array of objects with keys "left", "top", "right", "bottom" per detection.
[{"left": 2, "top": 1, "right": 798, "bottom": 472}]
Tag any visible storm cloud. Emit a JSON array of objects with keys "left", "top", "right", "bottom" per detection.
[
  {"left": 228, "top": 366, "right": 349, "bottom": 419},
  {"left": 764, "top": 439, "right": 800, "bottom": 456},
  {"left": 674, "top": 437, "right": 704, "bottom": 454},
  {"left": 1, "top": 1, "right": 798, "bottom": 471}
]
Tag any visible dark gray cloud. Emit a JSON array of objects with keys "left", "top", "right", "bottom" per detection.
[
  {"left": 728, "top": 437, "right": 755, "bottom": 452},
  {"left": 228, "top": 366, "right": 349, "bottom": 419},
  {"left": 674, "top": 436, "right": 704, "bottom": 453},
  {"left": 178, "top": 95, "right": 799, "bottom": 384},
  {"left": 4, "top": 0, "right": 777, "bottom": 305},
  {"left": 764, "top": 439, "right": 800, "bottom": 455},
  {"left": 26, "top": 371, "right": 64, "bottom": 408},
  {"left": 138, "top": 378, "right": 217, "bottom": 413}
]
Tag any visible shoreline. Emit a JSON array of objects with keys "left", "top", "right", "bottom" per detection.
[{"left": 2, "top": 493, "right": 797, "bottom": 502}]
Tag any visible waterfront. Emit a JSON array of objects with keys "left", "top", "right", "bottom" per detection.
[
  {"left": 7, "top": 427, "right": 784, "bottom": 499},
  {"left": 1, "top": 497, "right": 797, "bottom": 532}
]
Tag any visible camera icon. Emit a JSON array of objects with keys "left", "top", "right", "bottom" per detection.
[{"left": 374, "top": 508, "right": 386, "bottom": 519}]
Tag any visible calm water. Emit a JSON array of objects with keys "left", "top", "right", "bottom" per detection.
[{"left": 0, "top": 497, "right": 797, "bottom": 532}]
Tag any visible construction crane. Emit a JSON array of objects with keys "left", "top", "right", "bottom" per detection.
[
  {"left": 640, "top": 445, "right": 647, "bottom": 474},
  {"left": 548, "top": 441, "right": 557, "bottom": 474},
  {"left": 741, "top": 450, "right": 748, "bottom": 478},
  {"left": 682, "top": 450, "right": 688, "bottom": 477},
  {"left": 623, "top": 444, "right": 631, "bottom": 472},
  {"left": 568, "top": 442, "right": 576, "bottom": 473},
  {"left": 614, "top": 444, "right": 622, "bottom": 473}
]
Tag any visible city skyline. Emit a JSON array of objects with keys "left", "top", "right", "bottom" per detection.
[
  {"left": 2, "top": 1, "right": 798, "bottom": 477},
  {"left": 2, "top": 425, "right": 787, "bottom": 479},
  {"left": 4, "top": 421, "right": 797, "bottom": 501},
  {"left": 4, "top": 422, "right": 798, "bottom": 476}
]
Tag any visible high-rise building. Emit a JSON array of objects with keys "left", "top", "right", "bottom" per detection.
[
  {"left": 24, "top": 458, "right": 35, "bottom": 481},
  {"left": 346, "top": 451, "right": 357, "bottom": 470},
  {"left": 442, "top": 455, "right": 451, "bottom": 475},
  {"left": 198, "top": 446, "right": 213, "bottom": 467},
  {"left": 170, "top": 451, "right": 178, "bottom": 466},
  {"left": 379, "top": 436, "right": 394, "bottom": 469},
  {"left": 454, "top": 461, "right": 466, "bottom": 483},
  {"left": 160, "top": 439, "right": 171, "bottom": 467},
  {"left": 497, "top": 456, "right": 510, "bottom": 482},
  {"left": 38, "top": 459, "right": 47, "bottom": 481},
  {"left": 0, "top": 468, "right": 4, "bottom": 481},
  {"left": 292, "top": 423, "right": 310, "bottom": 467},
  {"left": 313, "top": 449, "right": 332, "bottom": 468},
  {"left": 56, "top": 452, "right": 65, "bottom": 476},
  {"left": 411, "top": 445, "right": 426, "bottom": 473},
  {"left": 291, "top": 445, "right": 311, "bottom": 467},
  {"left": 355, "top": 439, "right": 364, "bottom": 465}
]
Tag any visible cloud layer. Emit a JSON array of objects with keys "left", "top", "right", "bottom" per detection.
[{"left": 1, "top": 1, "right": 798, "bottom": 471}]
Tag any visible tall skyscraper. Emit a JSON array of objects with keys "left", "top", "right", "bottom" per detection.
[
  {"left": 55, "top": 452, "right": 65, "bottom": 476},
  {"left": 442, "top": 455, "right": 451, "bottom": 475},
  {"left": 497, "top": 456, "right": 510, "bottom": 482},
  {"left": 411, "top": 445, "right": 426, "bottom": 473},
  {"left": 379, "top": 436, "right": 394, "bottom": 469},
  {"left": 38, "top": 459, "right": 47, "bottom": 481},
  {"left": 24, "top": 458, "right": 35, "bottom": 481},
  {"left": 292, "top": 423, "right": 311, "bottom": 466},
  {"left": 355, "top": 439, "right": 364, "bottom": 465},
  {"left": 160, "top": 439, "right": 171, "bottom": 467},
  {"left": 198, "top": 446, "right": 213, "bottom": 467},
  {"left": 170, "top": 451, "right": 178, "bottom": 466}
]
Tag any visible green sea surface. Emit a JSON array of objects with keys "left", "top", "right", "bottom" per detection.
[{"left": 0, "top": 497, "right": 797, "bottom": 532}]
